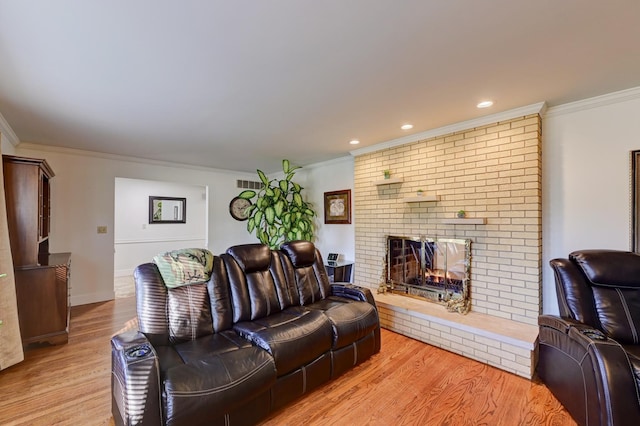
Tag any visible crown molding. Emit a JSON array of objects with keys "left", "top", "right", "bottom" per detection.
[
  {"left": 0, "top": 111, "right": 20, "bottom": 146},
  {"left": 350, "top": 102, "right": 546, "bottom": 157},
  {"left": 303, "top": 155, "right": 353, "bottom": 170},
  {"left": 544, "top": 86, "right": 640, "bottom": 118},
  {"left": 15, "top": 142, "right": 257, "bottom": 177}
]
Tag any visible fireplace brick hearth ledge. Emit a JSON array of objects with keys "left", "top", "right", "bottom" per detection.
[{"left": 374, "top": 293, "right": 538, "bottom": 379}]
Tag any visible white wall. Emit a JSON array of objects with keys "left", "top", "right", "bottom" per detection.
[
  {"left": 542, "top": 89, "right": 640, "bottom": 314},
  {"left": 0, "top": 134, "right": 16, "bottom": 155},
  {"left": 114, "top": 178, "right": 207, "bottom": 276},
  {"left": 13, "top": 145, "right": 259, "bottom": 305},
  {"left": 298, "top": 156, "right": 355, "bottom": 265},
  {"left": 6, "top": 87, "right": 640, "bottom": 311},
  {"left": 299, "top": 88, "right": 640, "bottom": 317}
]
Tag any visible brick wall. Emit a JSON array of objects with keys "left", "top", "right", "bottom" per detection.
[{"left": 354, "top": 114, "right": 542, "bottom": 325}]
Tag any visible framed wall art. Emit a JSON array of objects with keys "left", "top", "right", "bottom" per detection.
[
  {"left": 324, "top": 189, "right": 351, "bottom": 224},
  {"left": 149, "top": 196, "right": 187, "bottom": 224}
]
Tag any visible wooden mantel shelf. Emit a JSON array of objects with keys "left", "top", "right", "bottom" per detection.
[
  {"left": 441, "top": 218, "right": 487, "bottom": 225},
  {"left": 373, "top": 177, "right": 403, "bottom": 185},
  {"left": 403, "top": 195, "right": 440, "bottom": 203}
]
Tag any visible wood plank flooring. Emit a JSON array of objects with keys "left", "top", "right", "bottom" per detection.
[{"left": 0, "top": 297, "right": 575, "bottom": 425}]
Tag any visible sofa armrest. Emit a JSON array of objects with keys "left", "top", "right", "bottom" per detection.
[
  {"left": 330, "top": 283, "right": 377, "bottom": 308},
  {"left": 538, "top": 315, "right": 640, "bottom": 426},
  {"left": 111, "top": 330, "right": 162, "bottom": 426}
]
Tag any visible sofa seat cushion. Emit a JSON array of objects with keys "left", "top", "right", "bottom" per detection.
[
  {"left": 173, "top": 331, "right": 253, "bottom": 363},
  {"left": 161, "top": 345, "right": 276, "bottom": 426},
  {"left": 233, "top": 307, "right": 333, "bottom": 376},
  {"left": 306, "top": 299, "right": 379, "bottom": 349}
]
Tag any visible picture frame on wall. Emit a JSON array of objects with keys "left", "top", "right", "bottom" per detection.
[
  {"left": 149, "top": 196, "right": 187, "bottom": 224},
  {"left": 324, "top": 189, "right": 351, "bottom": 224}
]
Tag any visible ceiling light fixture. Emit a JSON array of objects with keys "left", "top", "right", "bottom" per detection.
[
  {"left": 401, "top": 124, "right": 413, "bottom": 130},
  {"left": 477, "top": 100, "right": 494, "bottom": 108},
  {"left": 349, "top": 139, "right": 360, "bottom": 145}
]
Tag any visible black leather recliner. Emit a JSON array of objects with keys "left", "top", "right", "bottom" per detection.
[{"left": 538, "top": 250, "right": 640, "bottom": 426}]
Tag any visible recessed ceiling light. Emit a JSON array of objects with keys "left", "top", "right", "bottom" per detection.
[
  {"left": 477, "top": 100, "right": 494, "bottom": 108},
  {"left": 349, "top": 139, "right": 360, "bottom": 145},
  {"left": 401, "top": 124, "right": 413, "bottom": 130}
]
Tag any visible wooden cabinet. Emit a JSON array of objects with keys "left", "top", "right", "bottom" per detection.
[
  {"left": 2, "top": 155, "right": 71, "bottom": 346},
  {"left": 14, "top": 253, "right": 71, "bottom": 345}
]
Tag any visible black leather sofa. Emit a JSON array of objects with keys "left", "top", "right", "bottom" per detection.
[
  {"left": 111, "top": 241, "right": 380, "bottom": 426},
  {"left": 538, "top": 250, "right": 640, "bottom": 426}
]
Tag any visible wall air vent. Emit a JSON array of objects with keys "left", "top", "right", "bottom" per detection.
[{"left": 236, "top": 180, "right": 264, "bottom": 190}]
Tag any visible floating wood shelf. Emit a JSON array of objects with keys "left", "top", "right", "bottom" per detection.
[
  {"left": 373, "top": 177, "right": 403, "bottom": 185},
  {"left": 402, "top": 195, "right": 440, "bottom": 203},
  {"left": 441, "top": 218, "right": 487, "bottom": 225}
]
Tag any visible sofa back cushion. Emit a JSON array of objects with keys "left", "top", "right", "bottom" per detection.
[
  {"left": 167, "top": 283, "right": 214, "bottom": 343},
  {"left": 280, "top": 241, "right": 331, "bottom": 305},
  {"left": 135, "top": 254, "right": 236, "bottom": 344},
  {"left": 570, "top": 250, "right": 640, "bottom": 344},
  {"left": 224, "top": 244, "right": 285, "bottom": 322}
]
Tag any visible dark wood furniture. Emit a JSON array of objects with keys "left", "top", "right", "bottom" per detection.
[
  {"left": 2, "top": 154, "right": 71, "bottom": 346},
  {"left": 325, "top": 260, "right": 354, "bottom": 283}
]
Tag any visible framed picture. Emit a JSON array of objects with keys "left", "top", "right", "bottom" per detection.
[
  {"left": 324, "top": 189, "right": 351, "bottom": 224},
  {"left": 149, "top": 196, "right": 187, "bottom": 224}
]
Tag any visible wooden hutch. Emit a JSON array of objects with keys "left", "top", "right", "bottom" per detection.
[{"left": 2, "top": 154, "right": 71, "bottom": 346}]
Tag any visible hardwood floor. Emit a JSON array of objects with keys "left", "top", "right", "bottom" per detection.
[{"left": 0, "top": 297, "right": 575, "bottom": 426}]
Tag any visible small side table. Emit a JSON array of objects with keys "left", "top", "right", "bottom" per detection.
[{"left": 325, "top": 261, "right": 354, "bottom": 283}]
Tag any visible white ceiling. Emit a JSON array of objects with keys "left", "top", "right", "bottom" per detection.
[{"left": 0, "top": 1, "right": 639, "bottom": 173}]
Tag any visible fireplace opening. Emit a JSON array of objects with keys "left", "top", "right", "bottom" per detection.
[{"left": 386, "top": 236, "right": 470, "bottom": 307}]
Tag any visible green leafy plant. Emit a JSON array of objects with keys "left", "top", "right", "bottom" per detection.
[{"left": 237, "top": 159, "right": 316, "bottom": 249}]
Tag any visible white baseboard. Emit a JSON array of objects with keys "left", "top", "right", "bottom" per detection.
[
  {"left": 115, "top": 268, "right": 134, "bottom": 277},
  {"left": 70, "top": 290, "right": 115, "bottom": 307}
]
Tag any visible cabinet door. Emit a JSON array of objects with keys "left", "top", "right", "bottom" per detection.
[
  {"left": 15, "top": 266, "right": 68, "bottom": 344},
  {"left": 3, "top": 162, "right": 40, "bottom": 266},
  {"left": 38, "top": 170, "right": 51, "bottom": 241}
]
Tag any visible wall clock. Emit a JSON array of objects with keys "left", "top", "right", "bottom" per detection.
[{"left": 229, "top": 196, "right": 252, "bottom": 221}]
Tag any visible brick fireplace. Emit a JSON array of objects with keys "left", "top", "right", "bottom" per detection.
[{"left": 351, "top": 107, "right": 543, "bottom": 378}]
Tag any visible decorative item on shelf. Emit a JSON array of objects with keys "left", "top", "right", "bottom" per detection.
[
  {"left": 236, "top": 159, "right": 316, "bottom": 249},
  {"left": 377, "top": 255, "right": 389, "bottom": 294},
  {"left": 457, "top": 209, "right": 466, "bottom": 218},
  {"left": 416, "top": 189, "right": 424, "bottom": 196},
  {"left": 383, "top": 170, "right": 391, "bottom": 179}
]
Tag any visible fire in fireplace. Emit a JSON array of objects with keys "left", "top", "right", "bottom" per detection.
[{"left": 385, "top": 236, "right": 470, "bottom": 309}]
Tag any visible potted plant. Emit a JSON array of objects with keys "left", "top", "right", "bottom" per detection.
[
  {"left": 383, "top": 170, "right": 391, "bottom": 179},
  {"left": 236, "top": 159, "right": 316, "bottom": 249},
  {"left": 457, "top": 209, "right": 466, "bottom": 218},
  {"left": 416, "top": 189, "right": 424, "bottom": 196}
]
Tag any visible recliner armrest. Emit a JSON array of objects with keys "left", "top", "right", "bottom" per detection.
[
  {"left": 111, "top": 330, "right": 162, "bottom": 426},
  {"left": 330, "top": 283, "right": 377, "bottom": 308},
  {"left": 539, "top": 314, "right": 640, "bottom": 425}
]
